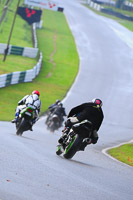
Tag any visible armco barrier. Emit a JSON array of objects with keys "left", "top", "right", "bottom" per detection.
[
  {"left": 86, "top": 0, "right": 133, "bottom": 20},
  {"left": 87, "top": 0, "right": 102, "bottom": 11},
  {"left": 0, "top": 21, "right": 42, "bottom": 57},
  {"left": 0, "top": 43, "right": 38, "bottom": 58},
  {"left": 0, "top": 21, "right": 43, "bottom": 88},
  {"left": 101, "top": 8, "right": 133, "bottom": 21},
  {"left": 0, "top": 52, "right": 42, "bottom": 88}
]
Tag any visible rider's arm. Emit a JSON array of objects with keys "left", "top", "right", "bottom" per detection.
[
  {"left": 18, "top": 95, "right": 29, "bottom": 105},
  {"left": 67, "top": 103, "right": 87, "bottom": 117}
]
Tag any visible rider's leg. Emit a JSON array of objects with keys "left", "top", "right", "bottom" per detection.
[
  {"left": 11, "top": 105, "right": 25, "bottom": 123},
  {"left": 79, "top": 138, "right": 92, "bottom": 151},
  {"left": 11, "top": 107, "right": 20, "bottom": 123}
]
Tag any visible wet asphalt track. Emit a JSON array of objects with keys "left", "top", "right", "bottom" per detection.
[{"left": 0, "top": 0, "right": 133, "bottom": 199}]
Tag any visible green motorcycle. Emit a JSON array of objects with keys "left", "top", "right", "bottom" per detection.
[
  {"left": 16, "top": 106, "right": 35, "bottom": 136},
  {"left": 56, "top": 120, "right": 92, "bottom": 159}
]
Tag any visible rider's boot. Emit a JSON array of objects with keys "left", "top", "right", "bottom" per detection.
[
  {"left": 11, "top": 112, "right": 19, "bottom": 123},
  {"left": 30, "top": 126, "right": 33, "bottom": 131},
  {"left": 29, "top": 119, "right": 36, "bottom": 131},
  {"left": 79, "top": 138, "right": 92, "bottom": 151}
]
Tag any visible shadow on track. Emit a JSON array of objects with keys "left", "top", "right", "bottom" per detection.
[
  {"left": 56, "top": 154, "right": 97, "bottom": 168},
  {"left": 12, "top": 133, "right": 37, "bottom": 141}
]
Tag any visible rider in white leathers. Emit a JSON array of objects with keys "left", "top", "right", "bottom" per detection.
[{"left": 11, "top": 90, "right": 41, "bottom": 129}]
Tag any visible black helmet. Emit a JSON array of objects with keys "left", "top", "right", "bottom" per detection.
[
  {"left": 92, "top": 98, "right": 103, "bottom": 108},
  {"left": 56, "top": 99, "right": 61, "bottom": 104}
]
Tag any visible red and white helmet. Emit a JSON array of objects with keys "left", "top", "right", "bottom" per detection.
[
  {"left": 32, "top": 90, "right": 40, "bottom": 96},
  {"left": 92, "top": 98, "right": 103, "bottom": 107}
]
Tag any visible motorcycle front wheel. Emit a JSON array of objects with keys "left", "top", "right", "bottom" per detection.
[
  {"left": 56, "top": 145, "right": 63, "bottom": 155},
  {"left": 63, "top": 134, "right": 82, "bottom": 159}
]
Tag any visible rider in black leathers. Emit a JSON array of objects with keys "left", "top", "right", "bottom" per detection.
[
  {"left": 45, "top": 100, "right": 61, "bottom": 124},
  {"left": 52, "top": 102, "right": 67, "bottom": 124},
  {"left": 58, "top": 98, "right": 104, "bottom": 151},
  {"left": 48, "top": 99, "right": 61, "bottom": 113}
]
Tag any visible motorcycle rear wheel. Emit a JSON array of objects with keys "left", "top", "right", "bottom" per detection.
[{"left": 16, "top": 118, "right": 30, "bottom": 136}]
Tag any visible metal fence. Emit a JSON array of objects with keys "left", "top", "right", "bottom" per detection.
[
  {"left": 0, "top": 52, "right": 42, "bottom": 88},
  {"left": 0, "top": 43, "right": 38, "bottom": 58}
]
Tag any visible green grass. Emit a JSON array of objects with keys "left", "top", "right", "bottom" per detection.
[
  {"left": 0, "top": 1, "right": 33, "bottom": 46},
  {"left": 119, "top": 20, "right": 133, "bottom": 31},
  {"left": 0, "top": 55, "right": 37, "bottom": 74},
  {"left": 0, "top": 7, "right": 79, "bottom": 121},
  {"left": 108, "top": 143, "right": 133, "bottom": 166},
  {"left": 0, "top": 1, "right": 36, "bottom": 75}
]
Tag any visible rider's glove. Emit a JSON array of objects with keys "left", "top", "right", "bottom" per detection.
[
  {"left": 68, "top": 117, "right": 79, "bottom": 123},
  {"left": 65, "top": 117, "right": 79, "bottom": 128},
  {"left": 65, "top": 119, "right": 72, "bottom": 128},
  {"left": 63, "top": 127, "right": 70, "bottom": 134}
]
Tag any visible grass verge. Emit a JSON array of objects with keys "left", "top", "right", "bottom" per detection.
[
  {"left": 108, "top": 143, "right": 133, "bottom": 167},
  {"left": 0, "top": 55, "right": 37, "bottom": 74}
]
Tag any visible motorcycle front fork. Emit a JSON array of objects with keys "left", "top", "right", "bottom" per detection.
[{"left": 65, "top": 131, "right": 75, "bottom": 145}]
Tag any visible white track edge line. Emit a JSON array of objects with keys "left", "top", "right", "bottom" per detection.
[{"left": 102, "top": 139, "right": 133, "bottom": 168}]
